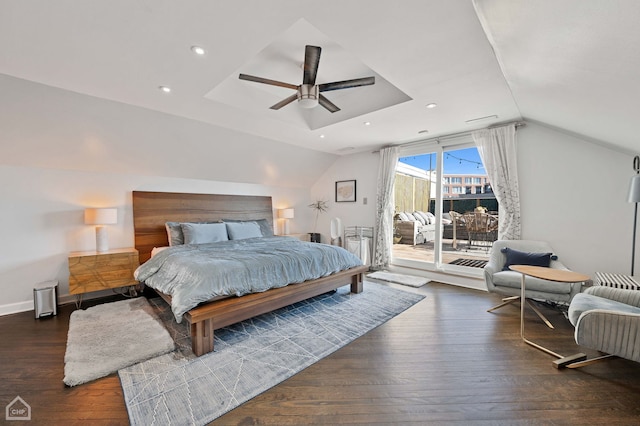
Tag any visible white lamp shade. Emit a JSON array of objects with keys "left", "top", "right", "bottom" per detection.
[
  {"left": 84, "top": 208, "right": 117, "bottom": 225},
  {"left": 629, "top": 175, "right": 640, "bottom": 203},
  {"left": 278, "top": 208, "right": 295, "bottom": 219}
]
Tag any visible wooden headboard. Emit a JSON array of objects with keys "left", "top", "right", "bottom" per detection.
[{"left": 132, "top": 191, "right": 274, "bottom": 263}]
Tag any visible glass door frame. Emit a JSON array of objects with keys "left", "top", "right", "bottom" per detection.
[{"left": 391, "top": 135, "right": 484, "bottom": 278}]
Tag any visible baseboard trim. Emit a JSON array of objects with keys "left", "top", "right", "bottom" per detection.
[
  {"left": 0, "top": 293, "right": 103, "bottom": 317},
  {"left": 0, "top": 300, "right": 34, "bottom": 316}
]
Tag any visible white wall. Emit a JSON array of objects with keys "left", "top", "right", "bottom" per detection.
[
  {"left": 310, "top": 151, "right": 380, "bottom": 242},
  {"left": 1, "top": 73, "right": 636, "bottom": 314},
  {"left": 314, "top": 123, "right": 637, "bottom": 285},
  {"left": 0, "top": 74, "right": 337, "bottom": 188},
  {"left": 517, "top": 122, "right": 635, "bottom": 276},
  {"left": 0, "top": 165, "right": 319, "bottom": 314},
  {"left": 0, "top": 75, "right": 341, "bottom": 315}
]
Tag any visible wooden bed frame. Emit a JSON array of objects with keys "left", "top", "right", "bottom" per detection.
[{"left": 132, "top": 191, "right": 367, "bottom": 356}]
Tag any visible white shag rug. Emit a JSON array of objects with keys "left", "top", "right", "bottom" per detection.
[
  {"left": 63, "top": 298, "right": 174, "bottom": 387},
  {"left": 367, "top": 271, "right": 430, "bottom": 287}
]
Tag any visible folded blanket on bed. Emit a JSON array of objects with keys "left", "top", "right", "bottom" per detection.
[{"left": 134, "top": 236, "right": 363, "bottom": 322}]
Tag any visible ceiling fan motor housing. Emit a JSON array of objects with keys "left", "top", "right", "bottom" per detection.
[{"left": 298, "top": 84, "right": 319, "bottom": 108}]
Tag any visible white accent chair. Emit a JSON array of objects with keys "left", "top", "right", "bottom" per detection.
[
  {"left": 564, "top": 286, "right": 640, "bottom": 367},
  {"left": 484, "top": 240, "right": 589, "bottom": 327}
]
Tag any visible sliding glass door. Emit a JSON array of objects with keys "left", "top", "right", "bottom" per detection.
[
  {"left": 393, "top": 150, "right": 438, "bottom": 266},
  {"left": 392, "top": 138, "right": 497, "bottom": 274}
]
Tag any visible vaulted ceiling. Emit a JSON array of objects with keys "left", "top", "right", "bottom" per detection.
[{"left": 1, "top": 1, "right": 637, "bottom": 155}]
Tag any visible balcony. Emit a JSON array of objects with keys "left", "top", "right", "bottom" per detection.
[
  {"left": 393, "top": 200, "right": 499, "bottom": 268},
  {"left": 393, "top": 237, "right": 494, "bottom": 267}
]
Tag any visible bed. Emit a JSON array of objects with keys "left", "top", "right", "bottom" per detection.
[{"left": 132, "top": 191, "right": 368, "bottom": 356}]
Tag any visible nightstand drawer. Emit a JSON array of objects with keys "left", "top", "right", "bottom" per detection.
[{"left": 68, "top": 248, "right": 139, "bottom": 295}]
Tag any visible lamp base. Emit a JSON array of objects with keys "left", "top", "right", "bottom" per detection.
[{"left": 95, "top": 226, "right": 109, "bottom": 252}]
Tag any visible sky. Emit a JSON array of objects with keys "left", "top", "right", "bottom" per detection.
[{"left": 399, "top": 147, "right": 486, "bottom": 175}]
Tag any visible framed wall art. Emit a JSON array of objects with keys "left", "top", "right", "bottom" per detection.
[{"left": 335, "top": 180, "right": 357, "bottom": 202}]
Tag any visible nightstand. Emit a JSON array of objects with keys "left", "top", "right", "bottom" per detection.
[{"left": 68, "top": 247, "right": 140, "bottom": 307}]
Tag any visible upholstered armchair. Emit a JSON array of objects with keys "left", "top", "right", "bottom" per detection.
[
  {"left": 566, "top": 286, "right": 640, "bottom": 366},
  {"left": 484, "top": 240, "right": 589, "bottom": 326}
]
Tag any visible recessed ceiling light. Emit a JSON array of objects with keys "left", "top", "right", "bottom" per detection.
[
  {"left": 158, "top": 86, "right": 171, "bottom": 93},
  {"left": 363, "top": 121, "right": 371, "bottom": 126},
  {"left": 319, "top": 134, "right": 325, "bottom": 139},
  {"left": 426, "top": 103, "right": 438, "bottom": 109},
  {"left": 418, "top": 129, "right": 429, "bottom": 134},
  {"left": 191, "top": 45, "right": 206, "bottom": 55}
]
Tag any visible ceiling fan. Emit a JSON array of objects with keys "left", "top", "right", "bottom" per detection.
[{"left": 239, "top": 45, "right": 375, "bottom": 113}]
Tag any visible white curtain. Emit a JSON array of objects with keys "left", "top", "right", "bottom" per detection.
[
  {"left": 472, "top": 124, "right": 521, "bottom": 240},
  {"left": 372, "top": 146, "right": 399, "bottom": 270}
]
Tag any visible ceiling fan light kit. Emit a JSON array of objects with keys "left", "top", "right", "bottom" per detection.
[
  {"left": 298, "top": 84, "right": 319, "bottom": 108},
  {"left": 239, "top": 45, "right": 375, "bottom": 113}
]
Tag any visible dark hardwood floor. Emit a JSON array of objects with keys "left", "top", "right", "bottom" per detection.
[{"left": 1, "top": 281, "right": 640, "bottom": 425}]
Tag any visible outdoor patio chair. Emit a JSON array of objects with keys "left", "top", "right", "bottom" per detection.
[
  {"left": 484, "top": 240, "right": 589, "bottom": 328},
  {"left": 448, "top": 211, "right": 465, "bottom": 249},
  {"left": 463, "top": 211, "right": 498, "bottom": 250}
]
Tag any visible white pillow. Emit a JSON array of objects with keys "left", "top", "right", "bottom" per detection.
[
  {"left": 226, "top": 221, "right": 262, "bottom": 240},
  {"left": 181, "top": 222, "right": 229, "bottom": 245},
  {"left": 412, "top": 212, "right": 427, "bottom": 225},
  {"left": 397, "top": 212, "right": 410, "bottom": 221}
]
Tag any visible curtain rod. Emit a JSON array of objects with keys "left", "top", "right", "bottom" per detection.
[{"left": 376, "top": 120, "right": 526, "bottom": 152}]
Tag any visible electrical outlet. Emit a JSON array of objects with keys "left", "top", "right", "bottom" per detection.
[{"left": 363, "top": 197, "right": 368, "bottom": 205}]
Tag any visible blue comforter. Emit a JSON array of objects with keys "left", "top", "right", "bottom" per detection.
[{"left": 134, "top": 236, "right": 363, "bottom": 322}]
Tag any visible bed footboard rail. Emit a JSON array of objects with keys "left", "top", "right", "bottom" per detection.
[{"left": 184, "top": 265, "right": 367, "bottom": 356}]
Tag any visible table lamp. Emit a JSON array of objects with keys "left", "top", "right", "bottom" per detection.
[
  {"left": 84, "top": 208, "right": 117, "bottom": 252},
  {"left": 278, "top": 208, "right": 295, "bottom": 235}
]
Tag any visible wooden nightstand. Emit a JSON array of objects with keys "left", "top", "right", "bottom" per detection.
[{"left": 68, "top": 247, "right": 140, "bottom": 306}]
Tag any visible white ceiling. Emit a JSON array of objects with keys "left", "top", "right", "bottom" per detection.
[{"left": 0, "top": 1, "right": 637, "bottom": 155}]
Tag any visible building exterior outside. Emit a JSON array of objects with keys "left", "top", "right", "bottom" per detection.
[{"left": 442, "top": 174, "right": 492, "bottom": 197}]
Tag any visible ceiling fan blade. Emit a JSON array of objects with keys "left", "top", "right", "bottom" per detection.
[
  {"left": 239, "top": 73, "right": 298, "bottom": 90},
  {"left": 303, "top": 45, "right": 321, "bottom": 85},
  {"left": 319, "top": 76, "right": 375, "bottom": 92},
  {"left": 270, "top": 93, "right": 298, "bottom": 110},
  {"left": 319, "top": 94, "right": 340, "bottom": 113}
]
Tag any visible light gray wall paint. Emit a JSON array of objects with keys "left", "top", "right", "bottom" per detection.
[
  {"left": 0, "top": 74, "right": 337, "bottom": 187},
  {"left": 0, "top": 75, "right": 339, "bottom": 313},
  {"left": 310, "top": 151, "right": 380, "bottom": 243},
  {"left": 0, "top": 74, "right": 636, "bottom": 314},
  {"left": 314, "top": 123, "right": 637, "bottom": 285},
  {"left": 517, "top": 122, "right": 634, "bottom": 276}
]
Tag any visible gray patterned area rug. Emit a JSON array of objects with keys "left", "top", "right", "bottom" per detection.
[{"left": 118, "top": 282, "right": 424, "bottom": 425}]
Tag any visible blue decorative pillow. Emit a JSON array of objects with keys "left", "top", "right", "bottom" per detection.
[
  {"left": 501, "top": 247, "right": 557, "bottom": 271},
  {"left": 225, "top": 221, "right": 263, "bottom": 240},
  {"left": 222, "top": 218, "right": 273, "bottom": 237},
  {"left": 181, "top": 222, "right": 229, "bottom": 245}
]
